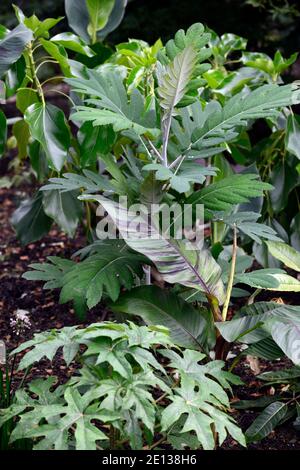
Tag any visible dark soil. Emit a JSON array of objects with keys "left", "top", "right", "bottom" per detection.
[{"left": 0, "top": 174, "right": 299, "bottom": 450}]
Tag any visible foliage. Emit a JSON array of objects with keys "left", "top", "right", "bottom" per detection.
[
  {"left": 0, "top": 323, "right": 245, "bottom": 450},
  {"left": 1, "top": 1, "right": 300, "bottom": 450}
]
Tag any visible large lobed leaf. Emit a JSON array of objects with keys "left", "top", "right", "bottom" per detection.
[{"left": 67, "top": 69, "right": 159, "bottom": 137}]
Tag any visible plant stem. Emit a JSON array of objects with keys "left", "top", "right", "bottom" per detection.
[
  {"left": 109, "top": 425, "right": 116, "bottom": 449},
  {"left": 27, "top": 42, "right": 45, "bottom": 106},
  {"left": 161, "top": 115, "right": 172, "bottom": 167},
  {"left": 221, "top": 224, "right": 238, "bottom": 322}
]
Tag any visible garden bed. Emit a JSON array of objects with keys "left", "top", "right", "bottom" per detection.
[{"left": 1, "top": 174, "right": 299, "bottom": 450}]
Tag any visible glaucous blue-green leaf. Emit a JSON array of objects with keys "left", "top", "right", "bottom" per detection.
[
  {"left": 25, "top": 103, "right": 71, "bottom": 172},
  {"left": 0, "top": 24, "right": 32, "bottom": 78}
]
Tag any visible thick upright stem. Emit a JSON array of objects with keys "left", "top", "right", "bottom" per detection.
[{"left": 221, "top": 224, "right": 238, "bottom": 322}]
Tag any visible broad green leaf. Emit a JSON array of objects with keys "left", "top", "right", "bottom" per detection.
[
  {"left": 177, "top": 84, "right": 300, "bottom": 156},
  {"left": 12, "top": 119, "right": 30, "bottom": 159},
  {"left": 23, "top": 256, "right": 75, "bottom": 289},
  {"left": 78, "top": 122, "right": 116, "bottom": 166},
  {"left": 0, "top": 109, "right": 7, "bottom": 157},
  {"left": 42, "top": 189, "right": 83, "bottom": 237},
  {"left": 0, "top": 24, "right": 32, "bottom": 78},
  {"left": 245, "top": 402, "right": 287, "bottom": 442},
  {"left": 161, "top": 374, "right": 245, "bottom": 449},
  {"left": 245, "top": 337, "right": 284, "bottom": 360},
  {"left": 236, "top": 269, "right": 300, "bottom": 291},
  {"left": 216, "top": 302, "right": 289, "bottom": 343},
  {"left": 16, "top": 88, "right": 39, "bottom": 113},
  {"left": 60, "top": 247, "right": 147, "bottom": 310},
  {"left": 11, "top": 191, "right": 52, "bottom": 245},
  {"left": 25, "top": 103, "right": 71, "bottom": 172},
  {"left": 285, "top": 114, "right": 300, "bottom": 160},
  {"left": 39, "top": 39, "right": 71, "bottom": 77},
  {"left": 266, "top": 240, "right": 300, "bottom": 272},
  {"left": 258, "top": 367, "right": 300, "bottom": 383},
  {"left": 68, "top": 69, "right": 159, "bottom": 138},
  {"left": 112, "top": 286, "right": 209, "bottom": 349},
  {"left": 11, "top": 388, "right": 111, "bottom": 450},
  {"left": 51, "top": 32, "right": 95, "bottom": 57},
  {"left": 85, "top": 195, "right": 225, "bottom": 304},
  {"left": 40, "top": 170, "right": 114, "bottom": 193},
  {"left": 187, "top": 174, "right": 273, "bottom": 211},
  {"left": 13, "top": 326, "right": 80, "bottom": 370}
]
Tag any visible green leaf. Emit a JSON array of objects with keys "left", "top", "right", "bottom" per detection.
[
  {"left": 51, "top": 32, "right": 95, "bottom": 57},
  {"left": 285, "top": 114, "right": 300, "bottom": 160},
  {"left": 157, "top": 45, "right": 198, "bottom": 115},
  {"left": 42, "top": 189, "right": 83, "bottom": 237},
  {"left": 16, "top": 88, "right": 39, "bottom": 113},
  {"left": 0, "top": 24, "right": 32, "bottom": 78},
  {"left": 112, "top": 285, "right": 209, "bottom": 349},
  {"left": 236, "top": 269, "right": 300, "bottom": 291},
  {"left": 11, "top": 388, "right": 110, "bottom": 450},
  {"left": 25, "top": 103, "right": 71, "bottom": 172},
  {"left": 258, "top": 367, "right": 300, "bottom": 383},
  {"left": 60, "top": 247, "right": 147, "bottom": 310},
  {"left": 245, "top": 402, "right": 287, "bottom": 442},
  {"left": 78, "top": 122, "right": 116, "bottom": 166},
  {"left": 39, "top": 39, "right": 71, "bottom": 77},
  {"left": 216, "top": 302, "right": 288, "bottom": 343},
  {"left": 65, "top": 0, "right": 127, "bottom": 43},
  {"left": 266, "top": 240, "right": 300, "bottom": 272},
  {"left": 68, "top": 69, "right": 159, "bottom": 138},
  {"left": 86, "top": 0, "right": 115, "bottom": 39},
  {"left": 216, "top": 211, "right": 282, "bottom": 244},
  {"left": 41, "top": 170, "right": 113, "bottom": 193},
  {"left": 11, "top": 191, "right": 52, "bottom": 245},
  {"left": 0, "top": 109, "right": 7, "bottom": 157},
  {"left": 177, "top": 84, "right": 300, "bottom": 156},
  {"left": 86, "top": 195, "right": 225, "bottom": 304},
  {"left": 23, "top": 256, "right": 75, "bottom": 289},
  {"left": 187, "top": 174, "right": 273, "bottom": 211},
  {"left": 64, "top": 0, "right": 90, "bottom": 42},
  {"left": 12, "top": 119, "right": 30, "bottom": 159},
  {"left": 13, "top": 326, "right": 80, "bottom": 370},
  {"left": 161, "top": 374, "right": 245, "bottom": 449}
]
